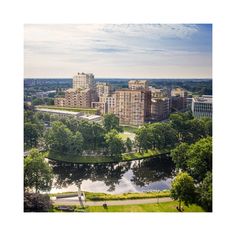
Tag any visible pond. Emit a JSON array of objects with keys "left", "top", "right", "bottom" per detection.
[{"left": 49, "top": 154, "right": 175, "bottom": 194}]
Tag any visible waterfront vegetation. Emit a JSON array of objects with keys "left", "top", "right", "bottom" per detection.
[
  {"left": 50, "top": 190, "right": 171, "bottom": 200},
  {"left": 48, "top": 149, "right": 161, "bottom": 163},
  {"left": 24, "top": 102, "right": 212, "bottom": 212}
]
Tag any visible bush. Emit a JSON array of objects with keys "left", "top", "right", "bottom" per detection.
[{"left": 24, "top": 192, "right": 52, "bottom": 212}]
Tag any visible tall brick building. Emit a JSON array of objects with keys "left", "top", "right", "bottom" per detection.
[{"left": 115, "top": 89, "right": 151, "bottom": 125}]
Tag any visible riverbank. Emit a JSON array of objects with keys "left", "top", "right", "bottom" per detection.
[
  {"left": 50, "top": 190, "right": 171, "bottom": 201},
  {"left": 47, "top": 149, "right": 170, "bottom": 164}
]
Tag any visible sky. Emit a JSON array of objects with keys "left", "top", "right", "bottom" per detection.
[{"left": 24, "top": 24, "right": 212, "bottom": 79}]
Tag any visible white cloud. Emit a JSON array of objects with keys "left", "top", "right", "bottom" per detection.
[{"left": 24, "top": 24, "right": 211, "bottom": 78}]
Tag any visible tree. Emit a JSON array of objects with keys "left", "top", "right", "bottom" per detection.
[
  {"left": 171, "top": 172, "right": 196, "bottom": 210},
  {"left": 24, "top": 149, "right": 53, "bottom": 193},
  {"left": 24, "top": 122, "right": 40, "bottom": 148},
  {"left": 187, "top": 137, "right": 212, "bottom": 182},
  {"left": 45, "top": 121, "right": 74, "bottom": 153},
  {"left": 24, "top": 192, "right": 52, "bottom": 212},
  {"left": 196, "top": 172, "right": 212, "bottom": 212},
  {"left": 135, "top": 126, "right": 153, "bottom": 152},
  {"left": 171, "top": 142, "right": 190, "bottom": 171},
  {"left": 32, "top": 98, "right": 44, "bottom": 106},
  {"left": 186, "top": 118, "right": 207, "bottom": 143},
  {"left": 125, "top": 137, "right": 133, "bottom": 152},
  {"left": 105, "top": 129, "right": 125, "bottom": 157},
  {"left": 69, "top": 131, "right": 84, "bottom": 154},
  {"left": 170, "top": 112, "right": 192, "bottom": 141},
  {"left": 77, "top": 120, "right": 106, "bottom": 150},
  {"left": 150, "top": 123, "right": 178, "bottom": 150},
  {"left": 103, "top": 113, "right": 122, "bottom": 132}
]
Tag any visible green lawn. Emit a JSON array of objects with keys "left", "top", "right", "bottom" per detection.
[
  {"left": 122, "top": 149, "right": 160, "bottom": 161},
  {"left": 36, "top": 105, "right": 98, "bottom": 114},
  {"left": 47, "top": 149, "right": 162, "bottom": 164},
  {"left": 121, "top": 125, "right": 139, "bottom": 133},
  {"left": 86, "top": 201, "right": 204, "bottom": 212},
  {"left": 52, "top": 201, "right": 204, "bottom": 212},
  {"left": 50, "top": 190, "right": 171, "bottom": 200}
]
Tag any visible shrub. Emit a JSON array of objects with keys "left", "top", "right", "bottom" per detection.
[{"left": 24, "top": 192, "right": 52, "bottom": 212}]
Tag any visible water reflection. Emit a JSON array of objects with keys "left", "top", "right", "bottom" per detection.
[{"left": 49, "top": 154, "right": 175, "bottom": 193}]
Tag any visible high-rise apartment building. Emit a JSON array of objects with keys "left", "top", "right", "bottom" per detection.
[
  {"left": 128, "top": 80, "right": 149, "bottom": 90},
  {"left": 192, "top": 95, "right": 212, "bottom": 118},
  {"left": 171, "top": 88, "right": 188, "bottom": 111},
  {"left": 91, "top": 102, "right": 107, "bottom": 114},
  {"left": 62, "top": 88, "right": 91, "bottom": 108},
  {"left": 115, "top": 89, "right": 151, "bottom": 125},
  {"left": 99, "top": 93, "right": 116, "bottom": 114},
  {"left": 151, "top": 98, "right": 170, "bottom": 121},
  {"left": 96, "top": 82, "right": 112, "bottom": 97},
  {"left": 73, "top": 72, "right": 95, "bottom": 90}
]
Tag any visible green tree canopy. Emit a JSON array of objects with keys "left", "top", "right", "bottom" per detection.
[
  {"left": 187, "top": 137, "right": 212, "bottom": 182},
  {"left": 170, "top": 142, "right": 190, "bottom": 171},
  {"left": 103, "top": 113, "right": 122, "bottom": 132},
  {"left": 24, "top": 192, "right": 52, "bottom": 212},
  {"left": 45, "top": 121, "right": 74, "bottom": 153},
  {"left": 150, "top": 123, "right": 178, "bottom": 149},
  {"left": 171, "top": 172, "right": 196, "bottom": 210},
  {"left": 105, "top": 129, "right": 125, "bottom": 158},
  {"left": 135, "top": 126, "right": 153, "bottom": 152},
  {"left": 24, "top": 149, "right": 53, "bottom": 193},
  {"left": 196, "top": 172, "right": 212, "bottom": 212}
]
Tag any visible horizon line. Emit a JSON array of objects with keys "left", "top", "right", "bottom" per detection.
[{"left": 24, "top": 77, "right": 212, "bottom": 80}]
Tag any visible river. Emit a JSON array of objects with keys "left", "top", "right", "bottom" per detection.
[{"left": 48, "top": 154, "right": 175, "bottom": 194}]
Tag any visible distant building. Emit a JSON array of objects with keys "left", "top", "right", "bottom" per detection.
[
  {"left": 128, "top": 80, "right": 149, "bottom": 90},
  {"left": 73, "top": 72, "right": 95, "bottom": 90},
  {"left": 99, "top": 93, "right": 116, "bottom": 114},
  {"left": 171, "top": 88, "right": 188, "bottom": 111},
  {"left": 91, "top": 101, "right": 107, "bottom": 115},
  {"left": 187, "top": 97, "right": 193, "bottom": 110},
  {"left": 151, "top": 98, "right": 170, "bottom": 121},
  {"left": 96, "top": 82, "right": 112, "bottom": 97},
  {"left": 115, "top": 89, "right": 151, "bottom": 125},
  {"left": 35, "top": 108, "right": 82, "bottom": 118},
  {"left": 149, "top": 87, "right": 171, "bottom": 99},
  {"left": 35, "top": 107, "right": 101, "bottom": 122},
  {"left": 54, "top": 97, "right": 66, "bottom": 107},
  {"left": 63, "top": 88, "right": 92, "bottom": 108},
  {"left": 192, "top": 95, "right": 212, "bottom": 118}
]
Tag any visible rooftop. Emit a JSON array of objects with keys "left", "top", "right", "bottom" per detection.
[
  {"left": 35, "top": 108, "right": 80, "bottom": 115},
  {"left": 193, "top": 95, "right": 212, "bottom": 103}
]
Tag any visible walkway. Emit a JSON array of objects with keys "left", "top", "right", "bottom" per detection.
[{"left": 53, "top": 197, "right": 173, "bottom": 206}]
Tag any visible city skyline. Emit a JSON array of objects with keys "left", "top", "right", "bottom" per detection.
[{"left": 24, "top": 24, "right": 212, "bottom": 79}]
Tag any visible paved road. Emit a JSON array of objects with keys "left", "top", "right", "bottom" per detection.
[{"left": 53, "top": 197, "right": 173, "bottom": 206}]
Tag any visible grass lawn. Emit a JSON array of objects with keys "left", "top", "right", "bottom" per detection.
[
  {"left": 36, "top": 105, "right": 97, "bottom": 114},
  {"left": 86, "top": 201, "right": 205, "bottom": 212},
  {"left": 50, "top": 190, "right": 171, "bottom": 200},
  {"left": 52, "top": 201, "right": 204, "bottom": 212},
  {"left": 47, "top": 149, "right": 162, "bottom": 164},
  {"left": 122, "top": 149, "right": 160, "bottom": 161},
  {"left": 121, "top": 125, "right": 139, "bottom": 133}
]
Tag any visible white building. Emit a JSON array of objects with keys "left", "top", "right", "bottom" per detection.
[
  {"left": 192, "top": 95, "right": 212, "bottom": 118},
  {"left": 35, "top": 108, "right": 82, "bottom": 118}
]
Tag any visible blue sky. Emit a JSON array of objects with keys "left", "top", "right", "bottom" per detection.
[{"left": 24, "top": 24, "right": 212, "bottom": 78}]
